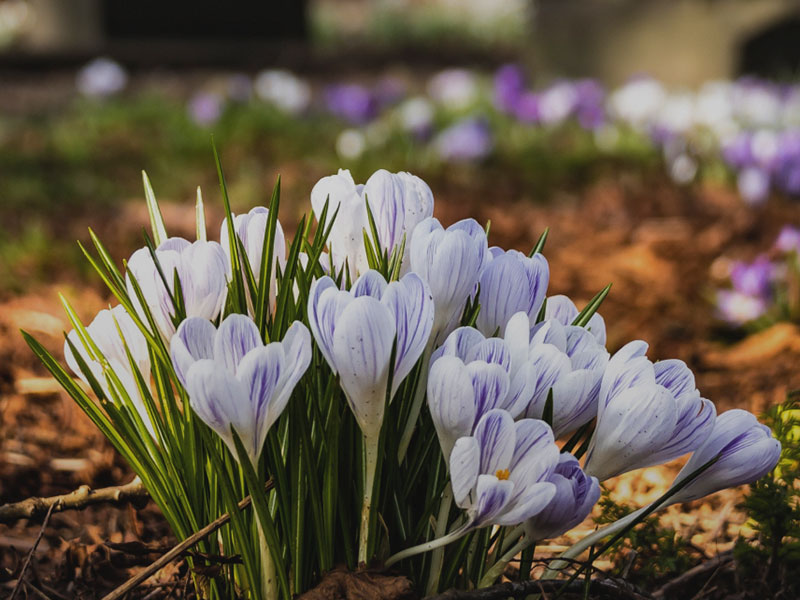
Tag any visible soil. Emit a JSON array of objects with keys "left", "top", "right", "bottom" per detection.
[{"left": 1, "top": 167, "right": 798, "bottom": 598}]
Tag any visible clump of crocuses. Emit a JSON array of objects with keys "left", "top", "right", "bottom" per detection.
[
  {"left": 715, "top": 225, "right": 800, "bottom": 328},
  {"left": 30, "top": 163, "right": 780, "bottom": 600}
]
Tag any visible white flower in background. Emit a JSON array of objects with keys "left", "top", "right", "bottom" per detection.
[
  {"left": 583, "top": 341, "right": 716, "bottom": 481},
  {"left": 65, "top": 305, "right": 153, "bottom": 433},
  {"left": 126, "top": 238, "right": 229, "bottom": 340},
  {"left": 398, "top": 96, "right": 435, "bottom": 135},
  {"left": 538, "top": 82, "right": 578, "bottom": 126},
  {"left": 171, "top": 314, "right": 311, "bottom": 465},
  {"left": 335, "top": 129, "right": 367, "bottom": 160},
  {"left": 254, "top": 69, "right": 311, "bottom": 114},
  {"left": 409, "top": 217, "right": 488, "bottom": 341},
  {"left": 76, "top": 57, "right": 128, "bottom": 98},
  {"left": 427, "top": 69, "right": 480, "bottom": 110},
  {"left": 607, "top": 77, "right": 666, "bottom": 130},
  {"left": 220, "top": 207, "right": 286, "bottom": 313}
]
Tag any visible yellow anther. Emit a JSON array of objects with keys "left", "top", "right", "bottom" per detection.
[{"left": 495, "top": 469, "right": 510, "bottom": 481}]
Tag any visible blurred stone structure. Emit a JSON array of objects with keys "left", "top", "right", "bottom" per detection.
[{"left": 533, "top": 0, "right": 800, "bottom": 84}]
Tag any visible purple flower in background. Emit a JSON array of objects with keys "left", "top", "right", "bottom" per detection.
[
  {"left": 722, "top": 133, "right": 754, "bottom": 169},
  {"left": 667, "top": 409, "right": 780, "bottom": 503},
  {"left": 716, "top": 290, "right": 769, "bottom": 325},
  {"left": 325, "top": 84, "right": 378, "bottom": 125},
  {"left": 494, "top": 64, "right": 527, "bottom": 114},
  {"left": 188, "top": 92, "right": 224, "bottom": 127},
  {"left": 433, "top": 117, "right": 493, "bottom": 162},
  {"left": 737, "top": 167, "right": 771, "bottom": 205},
  {"left": 524, "top": 453, "right": 601, "bottom": 541},
  {"left": 449, "top": 410, "right": 559, "bottom": 528},
  {"left": 374, "top": 75, "right": 407, "bottom": 108},
  {"left": 729, "top": 255, "right": 773, "bottom": 297},
  {"left": 76, "top": 57, "right": 128, "bottom": 98},
  {"left": 775, "top": 225, "right": 800, "bottom": 254},
  {"left": 573, "top": 79, "right": 606, "bottom": 130},
  {"left": 514, "top": 91, "right": 541, "bottom": 124},
  {"left": 171, "top": 315, "right": 311, "bottom": 465}
]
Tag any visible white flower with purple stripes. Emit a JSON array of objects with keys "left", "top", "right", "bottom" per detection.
[{"left": 170, "top": 313, "right": 311, "bottom": 465}]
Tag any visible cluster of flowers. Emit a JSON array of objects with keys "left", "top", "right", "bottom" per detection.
[
  {"left": 715, "top": 225, "right": 800, "bottom": 327},
  {"left": 75, "top": 58, "right": 800, "bottom": 204},
  {"left": 47, "top": 166, "right": 781, "bottom": 598}
]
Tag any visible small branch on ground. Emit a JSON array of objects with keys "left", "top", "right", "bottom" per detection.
[
  {"left": 9, "top": 501, "right": 56, "bottom": 600},
  {"left": 425, "top": 577, "right": 653, "bottom": 600},
  {"left": 0, "top": 478, "right": 149, "bottom": 524},
  {"left": 101, "top": 479, "right": 273, "bottom": 600},
  {"left": 652, "top": 550, "right": 733, "bottom": 600}
]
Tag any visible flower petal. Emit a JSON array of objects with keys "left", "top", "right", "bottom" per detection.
[
  {"left": 450, "top": 436, "right": 480, "bottom": 507},
  {"left": 213, "top": 313, "right": 262, "bottom": 374},
  {"left": 171, "top": 317, "right": 216, "bottom": 387}
]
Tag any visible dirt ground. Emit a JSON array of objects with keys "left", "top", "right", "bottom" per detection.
[{"left": 1, "top": 169, "right": 798, "bottom": 598}]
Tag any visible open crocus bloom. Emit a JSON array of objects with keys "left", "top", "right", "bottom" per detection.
[
  {"left": 667, "top": 409, "right": 781, "bottom": 503},
  {"left": 310, "top": 169, "right": 434, "bottom": 280},
  {"left": 476, "top": 249, "right": 549, "bottom": 336},
  {"left": 126, "top": 237, "right": 229, "bottom": 340},
  {"left": 170, "top": 314, "right": 311, "bottom": 465},
  {"left": 427, "top": 316, "right": 539, "bottom": 458},
  {"left": 307, "top": 270, "right": 433, "bottom": 439},
  {"left": 409, "top": 217, "right": 488, "bottom": 341},
  {"left": 220, "top": 206, "right": 286, "bottom": 314},
  {"left": 522, "top": 317, "right": 610, "bottom": 437},
  {"left": 65, "top": 304, "right": 154, "bottom": 434},
  {"left": 524, "top": 453, "right": 600, "bottom": 541},
  {"left": 449, "top": 409, "right": 559, "bottom": 529},
  {"left": 583, "top": 341, "right": 716, "bottom": 481}
]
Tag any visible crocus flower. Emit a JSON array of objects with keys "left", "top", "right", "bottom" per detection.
[
  {"left": 427, "top": 313, "right": 539, "bottom": 458},
  {"left": 667, "top": 409, "right": 781, "bottom": 503},
  {"left": 307, "top": 270, "right": 433, "bottom": 439},
  {"left": 775, "top": 224, "right": 800, "bottom": 254},
  {"left": 523, "top": 318, "right": 610, "bottom": 437},
  {"left": 126, "top": 238, "right": 229, "bottom": 340},
  {"left": 524, "top": 453, "right": 601, "bottom": 541},
  {"left": 494, "top": 64, "right": 526, "bottom": 114},
  {"left": 311, "top": 169, "right": 434, "bottom": 280},
  {"left": 544, "top": 294, "right": 607, "bottom": 346},
  {"left": 716, "top": 289, "right": 769, "bottom": 325},
  {"left": 476, "top": 249, "right": 549, "bottom": 336},
  {"left": 584, "top": 341, "right": 716, "bottom": 481},
  {"left": 398, "top": 96, "right": 435, "bottom": 138},
  {"left": 170, "top": 314, "right": 311, "bottom": 465},
  {"left": 188, "top": 92, "right": 224, "bottom": 127},
  {"left": 65, "top": 305, "right": 153, "bottom": 432},
  {"left": 449, "top": 409, "right": 559, "bottom": 528},
  {"left": 427, "top": 69, "right": 479, "bottom": 110},
  {"left": 433, "top": 118, "right": 493, "bottom": 162},
  {"left": 220, "top": 207, "right": 287, "bottom": 313},
  {"left": 409, "top": 217, "right": 488, "bottom": 340},
  {"left": 76, "top": 57, "right": 127, "bottom": 98},
  {"left": 729, "top": 255, "right": 773, "bottom": 297}
]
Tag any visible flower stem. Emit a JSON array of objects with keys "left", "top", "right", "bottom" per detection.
[
  {"left": 385, "top": 523, "right": 471, "bottom": 568},
  {"left": 478, "top": 535, "right": 533, "bottom": 588},
  {"left": 424, "top": 483, "right": 453, "bottom": 594},
  {"left": 358, "top": 431, "right": 380, "bottom": 566},
  {"left": 256, "top": 516, "right": 278, "bottom": 600}
]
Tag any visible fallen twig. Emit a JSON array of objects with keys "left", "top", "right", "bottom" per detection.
[
  {"left": 652, "top": 550, "right": 733, "bottom": 600},
  {"left": 10, "top": 502, "right": 56, "bottom": 600},
  {"left": 101, "top": 479, "right": 273, "bottom": 600},
  {"left": 0, "top": 478, "right": 149, "bottom": 524}
]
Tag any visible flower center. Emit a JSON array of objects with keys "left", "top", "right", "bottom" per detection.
[{"left": 495, "top": 469, "right": 510, "bottom": 481}]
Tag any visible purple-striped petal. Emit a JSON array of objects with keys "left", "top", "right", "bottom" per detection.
[
  {"left": 450, "top": 436, "right": 480, "bottom": 507},
  {"left": 171, "top": 317, "right": 216, "bottom": 387},
  {"left": 213, "top": 313, "right": 262, "bottom": 374},
  {"left": 474, "top": 409, "right": 515, "bottom": 475}
]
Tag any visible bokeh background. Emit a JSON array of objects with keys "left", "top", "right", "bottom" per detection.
[{"left": 1, "top": 0, "right": 800, "bottom": 594}]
